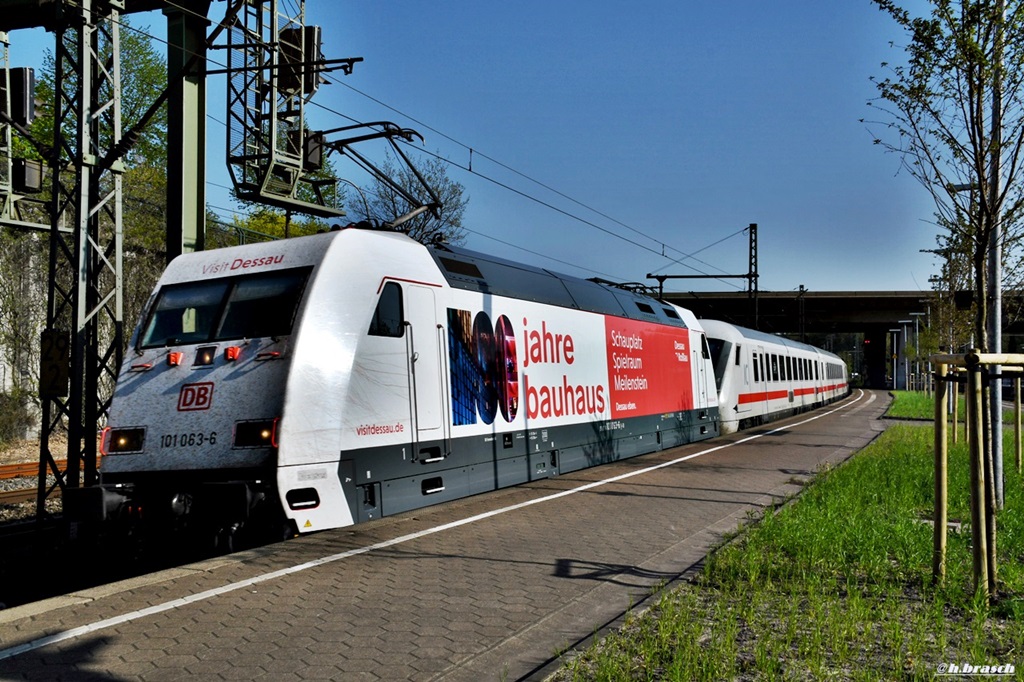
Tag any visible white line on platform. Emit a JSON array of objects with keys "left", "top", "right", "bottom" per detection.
[{"left": 0, "top": 390, "right": 866, "bottom": 661}]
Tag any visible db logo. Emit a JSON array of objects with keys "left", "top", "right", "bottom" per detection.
[{"left": 178, "top": 382, "right": 214, "bottom": 411}]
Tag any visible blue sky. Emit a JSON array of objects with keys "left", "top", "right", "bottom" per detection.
[{"left": 5, "top": 1, "right": 939, "bottom": 294}]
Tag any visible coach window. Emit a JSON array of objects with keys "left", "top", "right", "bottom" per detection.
[
  {"left": 771, "top": 354, "right": 779, "bottom": 382},
  {"left": 752, "top": 352, "right": 760, "bottom": 382},
  {"left": 735, "top": 345, "right": 742, "bottom": 366},
  {"left": 369, "top": 282, "right": 405, "bottom": 337}
]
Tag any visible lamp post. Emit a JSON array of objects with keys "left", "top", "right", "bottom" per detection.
[
  {"left": 899, "top": 320, "right": 912, "bottom": 390},
  {"left": 890, "top": 328, "right": 902, "bottom": 390},
  {"left": 911, "top": 312, "right": 926, "bottom": 391}
]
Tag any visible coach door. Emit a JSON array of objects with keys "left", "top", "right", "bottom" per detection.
[
  {"left": 753, "top": 345, "right": 768, "bottom": 419},
  {"left": 735, "top": 343, "right": 752, "bottom": 417},
  {"left": 406, "top": 285, "right": 446, "bottom": 459}
]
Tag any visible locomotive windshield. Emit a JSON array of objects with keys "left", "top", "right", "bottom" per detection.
[
  {"left": 139, "top": 268, "right": 311, "bottom": 348},
  {"left": 706, "top": 337, "right": 730, "bottom": 388}
]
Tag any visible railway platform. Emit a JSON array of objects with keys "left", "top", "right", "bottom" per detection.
[{"left": 0, "top": 389, "right": 888, "bottom": 681}]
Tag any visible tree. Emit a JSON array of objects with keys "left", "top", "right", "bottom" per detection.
[
  {"left": 347, "top": 151, "right": 468, "bottom": 246},
  {"left": 868, "top": 0, "right": 1024, "bottom": 352},
  {"left": 869, "top": 0, "right": 1024, "bottom": 597}
]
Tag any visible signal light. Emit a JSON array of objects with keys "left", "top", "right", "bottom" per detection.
[
  {"left": 234, "top": 418, "right": 279, "bottom": 448},
  {"left": 102, "top": 426, "right": 145, "bottom": 454},
  {"left": 225, "top": 346, "right": 241, "bottom": 361},
  {"left": 194, "top": 346, "right": 216, "bottom": 366},
  {"left": 168, "top": 352, "right": 184, "bottom": 366}
]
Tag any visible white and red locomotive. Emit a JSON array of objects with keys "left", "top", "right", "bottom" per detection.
[{"left": 85, "top": 227, "right": 846, "bottom": 541}]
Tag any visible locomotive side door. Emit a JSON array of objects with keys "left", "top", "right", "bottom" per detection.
[
  {"left": 694, "top": 333, "right": 712, "bottom": 410},
  {"left": 405, "top": 285, "right": 446, "bottom": 457}
]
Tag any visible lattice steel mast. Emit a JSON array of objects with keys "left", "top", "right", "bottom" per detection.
[{"left": 37, "top": 0, "right": 124, "bottom": 511}]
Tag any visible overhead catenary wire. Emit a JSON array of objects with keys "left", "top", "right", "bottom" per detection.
[
  {"left": 42, "top": 1, "right": 747, "bottom": 288},
  {"left": 323, "top": 78, "right": 745, "bottom": 280},
  {"left": 172, "top": 0, "right": 746, "bottom": 282}
]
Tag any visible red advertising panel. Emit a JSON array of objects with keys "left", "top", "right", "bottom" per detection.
[{"left": 605, "top": 318, "right": 693, "bottom": 419}]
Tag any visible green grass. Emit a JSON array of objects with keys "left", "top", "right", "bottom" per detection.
[
  {"left": 886, "top": 390, "right": 967, "bottom": 421},
  {"left": 887, "top": 390, "right": 1018, "bottom": 435},
  {"left": 552, "top": 423, "right": 1024, "bottom": 681}
]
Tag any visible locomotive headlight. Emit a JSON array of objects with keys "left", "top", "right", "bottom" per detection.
[
  {"left": 234, "top": 418, "right": 279, "bottom": 448},
  {"left": 102, "top": 427, "right": 145, "bottom": 454},
  {"left": 194, "top": 345, "right": 217, "bottom": 366}
]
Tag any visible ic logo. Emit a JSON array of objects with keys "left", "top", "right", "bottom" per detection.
[{"left": 178, "top": 382, "right": 214, "bottom": 411}]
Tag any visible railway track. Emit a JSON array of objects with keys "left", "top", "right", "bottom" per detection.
[
  {"left": 0, "top": 461, "right": 68, "bottom": 507},
  {"left": 0, "top": 461, "right": 49, "bottom": 480},
  {"left": 0, "top": 487, "right": 36, "bottom": 505}
]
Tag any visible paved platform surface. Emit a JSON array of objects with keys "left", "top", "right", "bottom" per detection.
[{"left": 0, "top": 389, "right": 889, "bottom": 681}]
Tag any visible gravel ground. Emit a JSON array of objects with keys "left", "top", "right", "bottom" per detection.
[{"left": 1, "top": 438, "right": 67, "bottom": 523}]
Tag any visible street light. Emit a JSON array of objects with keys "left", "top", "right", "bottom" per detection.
[
  {"left": 889, "top": 328, "right": 902, "bottom": 390},
  {"left": 899, "top": 320, "right": 912, "bottom": 390},
  {"left": 911, "top": 312, "right": 926, "bottom": 391}
]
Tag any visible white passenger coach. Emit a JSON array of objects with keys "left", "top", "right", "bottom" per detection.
[{"left": 701, "top": 319, "right": 849, "bottom": 434}]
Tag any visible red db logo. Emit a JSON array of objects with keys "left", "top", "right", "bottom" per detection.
[{"left": 178, "top": 382, "right": 214, "bottom": 411}]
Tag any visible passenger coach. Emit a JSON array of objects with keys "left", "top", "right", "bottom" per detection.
[{"left": 701, "top": 320, "right": 849, "bottom": 434}]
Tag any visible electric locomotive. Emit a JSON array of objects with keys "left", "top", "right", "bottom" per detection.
[{"left": 81, "top": 226, "right": 722, "bottom": 541}]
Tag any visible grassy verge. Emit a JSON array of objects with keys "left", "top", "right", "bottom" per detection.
[
  {"left": 885, "top": 389, "right": 966, "bottom": 421},
  {"left": 886, "top": 389, "right": 1018, "bottom": 425},
  {"left": 552, "top": 423, "right": 1024, "bottom": 680}
]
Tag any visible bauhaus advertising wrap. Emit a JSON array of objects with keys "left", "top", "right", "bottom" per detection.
[{"left": 448, "top": 303, "right": 694, "bottom": 430}]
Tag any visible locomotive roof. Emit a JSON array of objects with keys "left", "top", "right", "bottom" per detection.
[{"left": 426, "top": 242, "right": 689, "bottom": 328}]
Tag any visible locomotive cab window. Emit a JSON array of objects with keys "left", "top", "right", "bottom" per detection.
[
  {"left": 369, "top": 282, "right": 405, "bottom": 338},
  {"left": 216, "top": 270, "right": 308, "bottom": 340},
  {"left": 139, "top": 268, "right": 310, "bottom": 348},
  {"left": 705, "top": 337, "right": 729, "bottom": 388}
]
